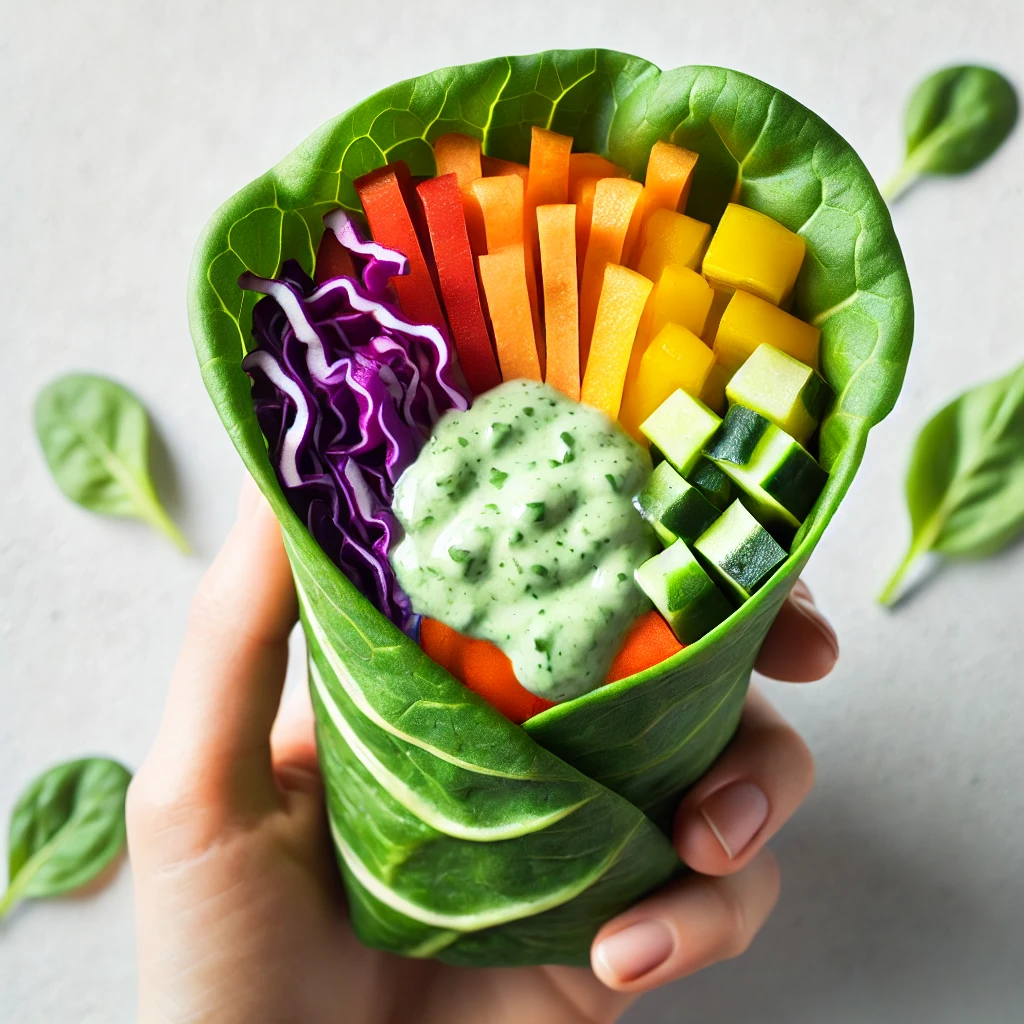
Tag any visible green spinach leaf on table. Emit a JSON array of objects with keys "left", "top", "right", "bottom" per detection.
[
  {"left": 880, "top": 362, "right": 1024, "bottom": 605},
  {"left": 884, "top": 65, "right": 1018, "bottom": 202},
  {"left": 34, "top": 373, "right": 190, "bottom": 552},
  {"left": 1, "top": 757, "right": 132, "bottom": 920}
]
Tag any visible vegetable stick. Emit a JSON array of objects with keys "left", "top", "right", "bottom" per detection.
[
  {"left": 355, "top": 163, "right": 445, "bottom": 330},
  {"left": 420, "top": 618, "right": 556, "bottom": 724},
  {"left": 472, "top": 175, "right": 544, "bottom": 369},
  {"left": 526, "top": 126, "right": 573, "bottom": 266},
  {"left": 629, "top": 141, "right": 699, "bottom": 265},
  {"left": 433, "top": 132, "right": 488, "bottom": 257},
  {"left": 577, "top": 178, "right": 644, "bottom": 368},
  {"left": 481, "top": 155, "right": 530, "bottom": 182},
  {"left": 568, "top": 153, "right": 629, "bottom": 195},
  {"left": 571, "top": 177, "right": 598, "bottom": 279},
  {"left": 580, "top": 263, "right": 652, "bottom": 419},
  {"left": 416, "top": 174, "right": 501, "bottom": 395},
  {"left": 313, "top": 227, "right": 356, "bottom": 284},
  {"left": 604, "top": 610, "right": 684, "bottom": 683},
  {"left": 536, "top": 205, "right": 580, "bottom": 401},
  {"left": 422, "top": 610, "right": 682, "bottom": 723},
  {"left": 477, "top": 244, "right": 541, "bottom": 382}
]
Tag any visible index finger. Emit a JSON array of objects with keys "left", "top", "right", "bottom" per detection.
[{"left": 755, "top": 579, "right": 839, "bottom": 682}]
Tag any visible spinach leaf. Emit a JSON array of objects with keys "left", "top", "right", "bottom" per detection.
[
  {"left": 34, "top": 373, "right": 190, "bottom": 552},
  {"left": 2, "top": 758, "right": 132, "bottom": 920},
  {"left": 189, "top": 49, "right": 913, "bottom": 966},
  {"left": 884, "top": 65, "right": 1018, "bottom": 202},
  {"left": 879, "top": 362, "right": 1024, "bottom": 606}
]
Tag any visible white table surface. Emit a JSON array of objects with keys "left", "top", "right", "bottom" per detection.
[{"left": 2, "top": 0, "right": 1023, "bottom": 1020}]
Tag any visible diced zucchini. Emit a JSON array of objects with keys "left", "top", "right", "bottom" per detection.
[
  {"left": 704, "top": 405, "right": 828, "bottom": 539},
  {"left": 634, "top": 540, "right": 733, "bottom": 644},
  {"left": 726, "top": 343, "right": 832, "bottom": 445},
  {"left": 634, "top": 462, "right": 720, "bottom": 547},
  {"left": 687, "top": 456, "right": 736, "bottom": 511},
  {"left": 640, "top": 389, "right": 722, "bottom": 475},
  {"left": 693, "top": 501, "right": 788, "bottom": 601}
]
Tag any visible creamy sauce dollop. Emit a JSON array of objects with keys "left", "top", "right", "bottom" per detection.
[{"left": 390, "top": 380, "right": 656, "bottom": 701}]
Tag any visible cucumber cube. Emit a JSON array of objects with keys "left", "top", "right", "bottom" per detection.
[
  {"left": 634, "top": 541, "right": 733, "bottom": 644},
  {"left": 694, "top": 501, "right": 788, "bottom": 601},
  {"left": 705, "top": 405, "right": 827, "bottom": 539},
  {"left": 726, "top": 343, "right": 832, "bottom": 445},
  {"left": 640, "top": 388, "right": 722, "bottom": 475},
  {"left": 687, "top": 456, "right": 736, "bottom": 511},
  {"left": 634, "top": 462, "right": 720, "bottom": 547}
]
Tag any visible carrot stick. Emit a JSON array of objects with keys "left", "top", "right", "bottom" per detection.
[
  {"left": 571, "top": 177, "right": 598, "bottom": 279},
  {"left": 526, "top": 126, "right": 572, "bottom": 264},
  {"left": 536, "top": 205, "right": 580, "bottom": 401},
  {"left": 605, "top": 610, "right": 684, "bottom": 683},
  {"left": 472, "top": 175, "right": 525, "bottom": 251},
  {"left": 313, "top": 227, "right": 356, "bottom": 284},
  {"left": 416, "top": 174, "right": 501, "bottom": 395},
  {"left": 577, "top": 178, "right": 644, "bottom": 368},
  {"left": 477, "top": 244, "right": 541, "bottom": 382},
  {"left": 433, "top": 132, "right": 488, "bottom": 257},
  {"left": 422, "top": 612, "right": 681, "bottom": 723},
  {"left": 481, "top": 155, "right": 530, "bottom": 182},
  {"left": 580, "top": 263, "right": 652, "bottom": 419},
  {"left": 629, "top": 141, "right": 699, "bottom": 266},
  {"left": 568, "top": 153, "right": 629, "bottom": 195},
  {"left": 472, "top": 175, "right": 543, "bottom": 369},
  {"left": 355, "top": 163, "right": 445, "bottom": 330}
]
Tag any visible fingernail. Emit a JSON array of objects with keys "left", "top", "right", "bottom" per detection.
[
  {"left": 593, "top": 920, "right": 674, "bottom": 983},
  {"left": 699, "top": 782, "right": 770, "bottom": 859},
  {"left": 790, "top": 593, "right": 840, "bottom": 660}
]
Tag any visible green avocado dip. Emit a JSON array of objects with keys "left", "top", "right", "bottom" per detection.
[{"left": 390, "top": 380, "right": 658, "bottom": 702}]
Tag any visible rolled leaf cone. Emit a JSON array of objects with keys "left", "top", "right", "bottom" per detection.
[{"left": 189, "top": 50, "right": 914, "bottom": 966}]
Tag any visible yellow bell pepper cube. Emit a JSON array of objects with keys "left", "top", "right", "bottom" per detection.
[
  {"left": 635, "top": 209, "right": 711, "bottom": 281},
  {"left": 623, "top": 265, "right": 714, "bottom": 426},
  {"left": 581, "top": 264, "right": 652, "bottom": 420},
  {"left": 711, "top": 288, "right": 821, "bottom": 374},
  {"left": 702, "top": 203, "right": 806, "bottom": 306},
  {"left": 699, "top": 361, "right": 731, "bottom": 415},
  {"left": 619, "top": 323, "right": 715, "bottom": 441}
]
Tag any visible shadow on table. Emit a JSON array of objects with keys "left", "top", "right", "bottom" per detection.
[{"left": 623, "top": 792, "right": 1022, "bottom": 1024}]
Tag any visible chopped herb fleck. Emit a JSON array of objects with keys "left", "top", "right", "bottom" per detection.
[{"left": 489, "top": 468, "right": 508, "bottom": 489}]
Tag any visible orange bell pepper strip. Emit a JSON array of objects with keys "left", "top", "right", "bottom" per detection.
[
  {"left": 433, "top": 132, "right": 488, "bottom": 258},
  {"left": 568, "top": 153, "right": 629, "bottom": 195},
  {"left": 477, "top": 244, "right": 541, "bottom": 382},
  {"left": 421, "top": 610, "right": 683, "bottom": 723},
  {"left": 580, "top": 263, "right": 652, "bottom": 419},
  {"left": 313, "top": 227, "right": 356, "bottom": 285},
  {"left": 355, "top": 163, "right": 445, "bottom": 331},
  {"left": 629, "top": 141, "right": 699, "bottom": 266},
  {"left": 415, "top": 174, "right": 501, "bottom": 395},
  {"left": 577, "top": 178, "right": 644, "bottom": 368},
  {"left": 536, "top": 205, "right": 579, "bottom": 401}
]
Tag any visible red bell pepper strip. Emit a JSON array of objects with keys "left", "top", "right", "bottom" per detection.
[
  {"left": 313, "top": 228, "right": 356, "bottom": 285},
  {"left": 354, "top": 163, "right": 445, "bottom": 331},
  {"left": 416, "top": 174, "right": 501, "bottom": 395}
]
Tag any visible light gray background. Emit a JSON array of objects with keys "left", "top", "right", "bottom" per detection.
[{"left": 2, "top": 0, "right": 1022, "bottom": 1020}]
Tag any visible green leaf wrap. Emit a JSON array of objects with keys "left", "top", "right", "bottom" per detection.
[{"left": 188, "top": 49, "right": 913, "bottom": 966}]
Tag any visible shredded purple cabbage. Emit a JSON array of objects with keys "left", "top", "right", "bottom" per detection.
[{"left": 240, "top": 211, "right": 470, "bottom": 633}]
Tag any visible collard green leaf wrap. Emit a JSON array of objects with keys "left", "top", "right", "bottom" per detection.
[{"left": 189, "top": 49, "right": 913, "bottom": 966}]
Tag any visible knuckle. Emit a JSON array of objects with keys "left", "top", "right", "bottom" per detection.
[{"left": 712, "top": 880, "right": 752, "bottom": 960}]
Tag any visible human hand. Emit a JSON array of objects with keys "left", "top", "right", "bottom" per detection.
[{"left": 127, "top": 478, "right": 834, "bottom": 1023}]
